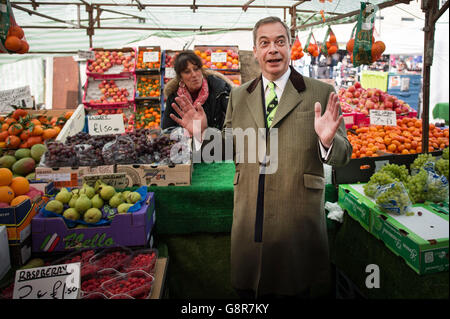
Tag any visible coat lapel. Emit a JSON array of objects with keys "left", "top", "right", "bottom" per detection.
[
  {"left": 245, "top": 77, "right": 265, "bottom": 129},
  {"left": 270, "top": 80, "right": 303, "bottom": 128}
]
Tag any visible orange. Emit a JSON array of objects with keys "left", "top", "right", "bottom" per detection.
[
  {"left": 10, "top": 195, "right": 30, "bottom": 207},
  {"left": 17, "top": 40, "right": 29, "bottom": 54},
  {"left": 4, "top": 36, "right": 22, "bottom": 52},
  {"left": 0, "top": 168, "right": 13, "bottom": 186},
  {"left": 10, "top": 177, "right": 30, "bottom": 196},
  {"left": 0, "top": 186, "right": 15, "bottom": 204},
  {"left": 8, "top": 25, "right": 24, "bottom": 38}
]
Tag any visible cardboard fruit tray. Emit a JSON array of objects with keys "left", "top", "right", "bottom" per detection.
[{"left": 83, "top": 75, "right": 136, "bottom": 109}]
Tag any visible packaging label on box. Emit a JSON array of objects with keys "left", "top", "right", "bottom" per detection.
[
  {"left": 36, "top": 173, "right": 72, "bottom": 182},
  {"left": 82, "top": 173, "right": 129, "bottom": 189},
  {"left": 13, "top": 263, "right": 80, "bottom": 299}
]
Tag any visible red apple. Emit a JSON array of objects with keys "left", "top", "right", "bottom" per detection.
[
  {"left": 354, "top": 82, "right": 361, "bottom": 89},
  {"left": 348, "top": 86, "right": 356, "bottom": 93}
]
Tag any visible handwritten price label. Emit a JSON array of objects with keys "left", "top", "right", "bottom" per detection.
[
  {"left": 13, "top": 263, "right": 80, "bottom": 299},
  {"left": 0, "top": 85, "right": 33, "bottom": 112},
  {"left": 83, "top": 173, "right": 129, "bottom": 189},
  {"left": 165, "top": 67, "right": 176, "bottom": 79},
  {"left": 211, "top": 52, "right": 227, "bottom": 63},
  {"left": 77, "top": 50, "right": 95, "bottom": 60},
  {"left": 143, "top": 51, "right": 159, "bottom": 63},
  {"left": 370, "top": 110, "right": 397, "bottom": 126},
  {"left": 88, "top": 114, "right": 125, "bottom": 136}
]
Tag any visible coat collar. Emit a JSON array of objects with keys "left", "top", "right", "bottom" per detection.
[{"left": 246, "top": 66, "right": 306, "bottom": 94}]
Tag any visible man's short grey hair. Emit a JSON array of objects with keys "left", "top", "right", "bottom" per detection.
[{"left": 253, "top": 16, "right": 292, "bottom": 46}]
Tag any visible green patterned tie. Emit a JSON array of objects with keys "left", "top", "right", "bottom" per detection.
[{"left": 265, "top": 81, "right": 278, "bottom": 127}]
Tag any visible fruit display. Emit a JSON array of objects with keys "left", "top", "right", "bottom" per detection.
[
  {"left": 136, "top": 47, "right": 161, "bottom": 71},
  {"left": 321, "top": 29, "right": 338, "bottom": 55},
  {"left": 42, "top": 182, "right": 146, "bottom": 226},
  {"left": 86, "top": 48, "right": 136, "bottom": 75},
  {"left": 90, "top": 247, "right": 133, "bottom": 271},
  {"left": 164, "top": 50, "right": 179, "bottom": 68},
  {"left": 338, "top": 82, "right": 415, "bottom": 116},
  {"left": 136, "top": 75, "right": 161, "bottom": 98},
  {"left": 347, "top": 118, "right": 449, "bottom": 158},
  {"left": 0, "top": 167, "right": 43, "bottom": 207},
  {"left": 225, "top": 74, "right": 241, "bottom": 87},
  {"left": 0, "top": 142, "right": 47, "bottom": 179},
  {"left": 2, "top": 24, "right": 29, "bottom": 54},
  {"left": 0, "top": 108, "right": 69, "bottom": 150},
  {"left": 374, "top": 181, "right": 412, "bottom": 215},
  {"left": 346, "top": 35, "right": 386, "bottom": 64},
  {"left": 123, "top": 249, "right": 158, "bottom": 274},
  {"left": 84, "top": 78, "right": 134, "bottom": 107},
  {"left": 194, "top": 46, "right": 239, "bottom": 70},
  {"left": 134, "top": 105, "right": 161, "bottom": 130},
  {"left": 81, "top": 268, "right": 122, "bottom": 296}
]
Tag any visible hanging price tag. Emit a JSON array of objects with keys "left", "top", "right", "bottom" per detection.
[
  {"left": 13, "top": 263, "right": 81, "bottom": 299},
  {"left": 370, "top": 110, "right": 397, "bottom": 126},
  {"left": 88, "top": 114, "right": 125, "bottom": 136},
  {"left": 77, "top": 50, "right": 95, "bottom": 60},
  {"left": 143, "top": 51, "right": 159, "bottom": 63},
  {"left": 211, "top": 52, "right": 227, "bottom": 63},
  {"left": 0, "top": 85, "right": 33, "bottom": 112},
  {"left": 165, "top": 67, "right": 176, "bottom": 79}
]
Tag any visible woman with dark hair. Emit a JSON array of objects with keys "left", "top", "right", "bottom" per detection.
[{"left": 162, "top": 50, "right": 233, "bottom": 130}]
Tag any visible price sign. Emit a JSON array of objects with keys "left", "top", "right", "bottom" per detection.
[
  {"left": 165, "top": 67, "right": 176, "bottom": 79},
  {"left": 88, "top": 114, "right": 125, "bottom": 136},
  {"left": 370, "top": 110, "right": 397, "bottom": 126},
  {"left": 13, "top": 263, "right": 81, "bottom": 299},
  {"left": 143, "top": 51, "right": 159, "bottom": 63},
  {"left": 0, "top": 86, "right": 33, "bottom": 112},
  {"left": 83, "top": 173, "right": 129, "bottom": 189},
  {"left": 211, "top": 52, "right": 227, "bottom": 63},
  {"left": 77, "top": 50, "right": 95, "bottom": 60}
]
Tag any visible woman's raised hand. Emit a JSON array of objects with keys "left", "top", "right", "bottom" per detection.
[{"left": 170, "top": 95, "right": 208, "bottom": 139}]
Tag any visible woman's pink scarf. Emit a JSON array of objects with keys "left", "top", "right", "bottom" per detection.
[{"left": 177, "top": 77, "right": 209, "bottom": 108}]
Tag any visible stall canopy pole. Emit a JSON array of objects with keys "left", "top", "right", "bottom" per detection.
[{"left": 421, "top": 0, "right": 439, "bottom": 153}]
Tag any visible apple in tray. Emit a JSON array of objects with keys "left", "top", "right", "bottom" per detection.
[
  {"left": 87, "top": 79, "right": 131, "bottom": 105},
  {"left": 87, "top": 50, "right": 135, "bottom": 74}
]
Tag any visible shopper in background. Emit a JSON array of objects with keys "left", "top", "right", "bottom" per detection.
[
  {"left": 169, "top": 16, "right": 352, "bottom": 299},
  {"left": 162, "top": 50, "right": 233, "bottom": 131}
]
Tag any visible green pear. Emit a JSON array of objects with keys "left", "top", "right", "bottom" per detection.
[
  {"left": 63, "top": 208, "right": 80, "bottom": 221},
  {"left": 126, "top": 192, "right": 141, "bottom": 204},
  {"left": 55, "top": 188, "right": 72, "bottom": 204},
  {"left": 91, "top": 194, "right": 104, "bottom": 209},
  {"left": 84, "top": 208, "right": 102, "bottom": 223},
  {"left": 75, "top": 194, "right": 92, "bottom": 213},
  {"left": 95, "top": 180, "right": 108, "bottom": 193},
  {"left": 100, "top": 185, "right": 116, "bottom": 201},
  {"left": 121, "top": 191, "right": 131, "bottom": 200},
  {"left": 69, "top": 193, "right": 79, "bottom": 208},
  {"left": 118, "top": 203, "right": 133, "bottom": 214},
  {"left": 109, "top": 193, "right": 124, "bottom": 208},
  {"left": 80, "top": 184, "right": 96, "bottom": 199},
  {"left": 45, "top": 200, "right": 64, "bottom": 214}
]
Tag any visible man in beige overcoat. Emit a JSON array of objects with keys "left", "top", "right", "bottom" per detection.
[{"left": 169, "top": 17, "right": 352, "bottom": 298}]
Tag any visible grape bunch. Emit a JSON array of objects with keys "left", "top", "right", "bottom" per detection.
[
  {"left": 406, "top": 168, "right": 428, "bottom": 204},
  {"left": 410, "top": 153, "right": 436, "bottom": 174},
  {"left": 66, "top": 131, "right": 91, "bottom": 146},
  {"left": 435, "top": 158, "right": 449, "bottom": 179},
  {"left": 364, "top": 171, "right": 397, "bottom": 198},
  {"left": 151, "top": 134, "right": 176, "bottom": 163},
  {"left": 375, "top": 182, "right": 412, "bottom": 215},
  {"left": 426, "top": 171, "right": 449, "bottom": 202},
  {"left": 443, "top": 147, "right": 449, "bottom": 160},
  {"left": 378, "top": 164, "right": 409, "bottom": 183},
  {"left": 44, "top": 142, "right": 77, "bottom": 167},
  {"left": 102, "top": 135, "right": 137, "bottom": 165}
]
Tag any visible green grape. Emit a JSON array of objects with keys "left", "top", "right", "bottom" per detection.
[
  {"left": 426, "top": 172, "right": 449, "bottom": 202},
  {"left": 364, "top": 171, "right": 396, "bottom": 198},
  {"left": 375, "top": 182, "right": 412, "bottom": 215},
  {"left": 379, "top": 164, "right": 409, "bottom": 183},
  {"left": 435, "top": 158, "right": 449, "bottom": 179},
  {"left": 406, "top": 168, "right": 428, "bottom": 203},
  {"left": 442, "top": 147, "right": 449, "bottom": 160},
  {"left": 410, "top": 153, "right": 436, "bottom": 173}
]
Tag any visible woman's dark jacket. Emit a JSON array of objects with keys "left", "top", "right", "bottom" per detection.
[{"left": 162, "top": 70, "right": 233, "bottom": 130}]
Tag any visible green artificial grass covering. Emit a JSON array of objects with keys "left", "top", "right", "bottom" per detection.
[
  {"left": 331, "top": 213, "right": 449, "bottom": 299},
  {"left": 149, "top": 161, "right": 235, "bottom": 235}
]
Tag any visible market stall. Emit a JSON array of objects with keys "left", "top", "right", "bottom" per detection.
[{"left": 0, "top": 0, "right": 449, "bottom": 301}]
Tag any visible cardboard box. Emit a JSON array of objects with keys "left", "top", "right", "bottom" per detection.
[
  {"left": 0, "top": 226, "right": 11, "bottom": 280},
  {"left": 370, "top": 204, "right": 448, "bottom": 275},
  {"left": 338, "top": 183, "right": 375, "bottom": 232},
  {"left": 0, "top": 181, "right": 55, "bottom": 244},
  {"left": 35, "top": 165, "right": 115, "bottom": 188},
  {"left": 8, "top": 235, "right": 32, "bottom": 267},
  {"left": 116, "top": 163, "right": 192, "bottom": 187},
  {"left": 56, "top": 104, "right": 86, "bottom": 144},
  {"left": 31, "top": 192, "right": 156, "bottom": 253}
]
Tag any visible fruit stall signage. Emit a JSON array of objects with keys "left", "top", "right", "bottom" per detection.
[
  {"left": 211, "top": 52, "right": 227, "bottom": 63},
  {"left": 165, "top": 67, "right": 176, "bottom": 79},
  {"left": 83, "top": 173, "right": 129, "bottom": 189},
  {"left": 370, "top": 110, "right": 397, "bottom": 126},
  {"left": 88, "top": 114, "right": 125, "bottom": 136},
  {"left": 13, "top": 262, "right": 81, "bottom": 299},
  {"left": 77, "top": 50, "right": 95, "bottom": 60},
  {"left": 0, "top": 85, "right": 33, "bottom": 112},
  {"left": 143, "top": 51, "right": 159, "bottom": 63}
]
